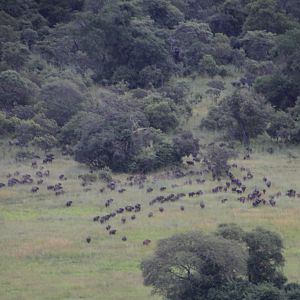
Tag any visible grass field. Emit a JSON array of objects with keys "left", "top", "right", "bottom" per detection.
[{"left": 0, "top": 145, "right": 300, "bottom": 300}]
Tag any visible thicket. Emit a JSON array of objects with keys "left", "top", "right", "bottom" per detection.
[{"left": 0, "top": 0, "right": 299, "bottom": 171}]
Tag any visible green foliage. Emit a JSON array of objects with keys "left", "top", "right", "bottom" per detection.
[
  {"left": 216, "top": 223, "right": 245, "bottom": 242},
  {"left": 0, "top": 70, "right": 34, "bottom": 110},
  {"left": 199, "top": 54, "right": 219, "bottom": 77},
  {"left": 285, "top": 283, "right": 300, "bottom": 300},
  {"left": 247, "top": 283, "right": 284, "bottom": 300},
  {"left": 141, "top": 232, "right": 247, "bottom": 300},
  {"left": 0, "top": 111, "right": 16, "bottom": 135},
  {"left": 33, "top": 134, "right": 57, "bottom": 150},
  {"left": 15, "top": 119, "right": 43, "bottom": 145},
  {"left": 143, "top": 0, "right": 184, "bottom": 29},
  {"left": 78, "top": 1, "right": 173, "bottom": 87},
  {"left": 205, "top": 144, "right": 236, "bottom": 178},
  {"left": 275, "top": 29, "right": 300, "bottom": 82},
  {"left": 1, "top": 42, "right": 30, "bottom": 70},
  {"left": 207, "top": 281, "right": 284, "bottom": 300},
  {"left": 98, "top": 166, "right": 113, "bottom": 182},
  {"left": 37, "top": 0, "right": 85, "bottom": 26},
  {"left": 173, "top": 131, "right": 199, "bottom": 159},
  {"left": 255, "top": 75, "right": 299, "bottom": 110},
  {"left": 171, "top": 22, "right": 213, "bottom": 71},
  {"left": 144, "top": 101, "right": 179, "bottom": 132},
  {"left": 202, "top": 89, "right": 272, "bottom": 145},
  {"left": 239, "top": 31, "right": 275, "bottom": 61},
  {"left": 244, "top": 0, "right": 295, "bottom": 34},
  {"left": 244, "top": 227, "right": 287, "bottom": 287},
  {"left": 40, "top": 79, "right": 85, "bottom": 126},
  {"left": 267, "top": 111, "right": 295, "bottom": 141},
  {"left": 209, "top": 12, "right": 242, "bottom": 36}
]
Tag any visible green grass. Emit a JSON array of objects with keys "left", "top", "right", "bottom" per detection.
[{"left": 1, "top": 148, "right": 300, "bottom": 299}]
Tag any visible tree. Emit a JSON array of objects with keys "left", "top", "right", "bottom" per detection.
[
  {"left": 209, "top": 13, "right": 241, "bottom": 36},
  {"left": 217, "top": 223, "right": 245, "bottom": 242},
  {"left": 173, "top": 131, "right": 199, "bottom": 159},
  {"left": 78, "top": 0, "right": 173, "bottom": 87},
  {"left": 244, "top": 227, "right": 287, "bottom": 287},
  {"left": 141, "top": 232, "right": 247, "bottom": 300},
  {"left": 239, "top": 31, "right": 275, "bottom": 61},
  {"left": 207, "top": 281, "right": 284, "bottom": 300},
  {"left": 217, "top": 225, "right": 287, "bottom": 288},
  {"left": 143, "top": 0, "right": 184, "bottom": 29},
  {"left": 243, "top": 0, "right": 294, "bottom": 34},
  {"left": 0, "top": 70, "right": 34, "bottom": 110},
  {"left": 199, "top": 54, "right": 219, "bottom": 77},
  {"left": 255, "top": 74, "right": 299, "bottom": 110},
  {"left": 201, "top": 89, "right": 272, "bottom": 146},
  {"left": 1, "top": 42, "right": 31, "bottom": 70},
  {"left": 275, "top": 29, "right": 300, "bottom": 83},
  {"left": 144, "top": 101, "right": 179, "bottom": 132},
  {"left": 37, "top": 0, "right": 85, "bottom": 26},
  {"left": 204, "top": 144, "right": 236, "bottom": 178},
  {"left": 267, "top": 110, "right": 295, "bottom": 142},
  {"left": 40, "top": 79, "right": 85, "bottom": 126},
  {"left": 170, "top": 21, "right": 213, "bottom": 72}
]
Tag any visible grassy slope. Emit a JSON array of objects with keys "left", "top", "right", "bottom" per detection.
[
  {"left": 0, "top": 149, "right": 300, "bottom": 300},
  {"left": 1, "top": 75, "right": 300, "bottom": 299}
]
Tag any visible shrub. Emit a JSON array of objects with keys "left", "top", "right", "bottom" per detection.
[
  {"left": 0, "top": 70, "right": 34, "bottom": 110},
  {"left": 98, "top": 167, "right": 113, "bottom": 182}
]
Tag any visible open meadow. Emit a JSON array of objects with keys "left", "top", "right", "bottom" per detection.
[{"left": 0, "top": 146, "right": 300, "bottom": 300}]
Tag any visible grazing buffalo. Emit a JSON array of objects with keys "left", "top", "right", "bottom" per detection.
[
  {"left": 159, "top": 207, "right": 164, "bottom": 213},
  {"left": 200, "top": 201, "right": 205, "bottom": 209},
  {"left": 93, "top": 216, "right": 100, "bottom": 222},
  {"left": 148, "top": 212, "right": 153, "bottom": 218},
  {"left": 122, "top": 236, "right": 127, "bottom": 241},
  {"left": 31, "top": 186, "right": 39, "bottom": 193},
  {"left": 36, "top": 171, "right": 43, "bottom": 178},
  {"left": 180, "top": 205, "right": 185, "bottom": 211},
  {"left": 43, "top": 170, "right": 50, "bottom": 177},
  {"left": 8, "top": 178, "right": 19, "bottom": 187},
  {"left": 143, "top": 239, "right": 151, "bottom": 246},
  {"left": 147, "top": 187, "right": 153, "bottom": 193},
  {"left": 59, "top": 174, "right": 67, "bottom": 180},
  {"left": 65, "top": 201, "right": 72, "bottom": 207},
  {"left": 286, "top": 189, "right": 296, "bottom": 197},
  {"left": 31, "top": 160, "right": 38, "bottom": 168},
  {"left": 0, "top": 183, "right": 5, "bottom": 189},
  {"left": 86, "top": 237, "right": 91, "bottom": 243},
  {"left": 116, "top": 208, "right": 124, "bottom": 214},
  {"left": 131, "top": 215, "right": 136, "bottom": 220},
  {"left": 109, "top": 229, "right": 117, "bottom": 235}
]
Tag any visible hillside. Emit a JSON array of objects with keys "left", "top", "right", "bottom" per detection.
[{"left": 0, "top": 0, "right": 300, "bottom": 299}]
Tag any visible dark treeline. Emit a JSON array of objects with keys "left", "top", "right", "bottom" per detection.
[{"left": 0, "top": 0, "right": 299, "bottom": 171}]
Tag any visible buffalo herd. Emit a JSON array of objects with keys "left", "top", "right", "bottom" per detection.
[{"left": 0, "top": 152, "right": 299, "bottom": 246}]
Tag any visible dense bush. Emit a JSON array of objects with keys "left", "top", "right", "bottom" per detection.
[
  {"left": 0, "top": 0, "right": 300, "bottom": 164},
  {"left": 201, "top": 89, "right": 273, "bottom": 145},
  {"left": 0, "top": 70, "right": 34, "bottom": 110}
]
